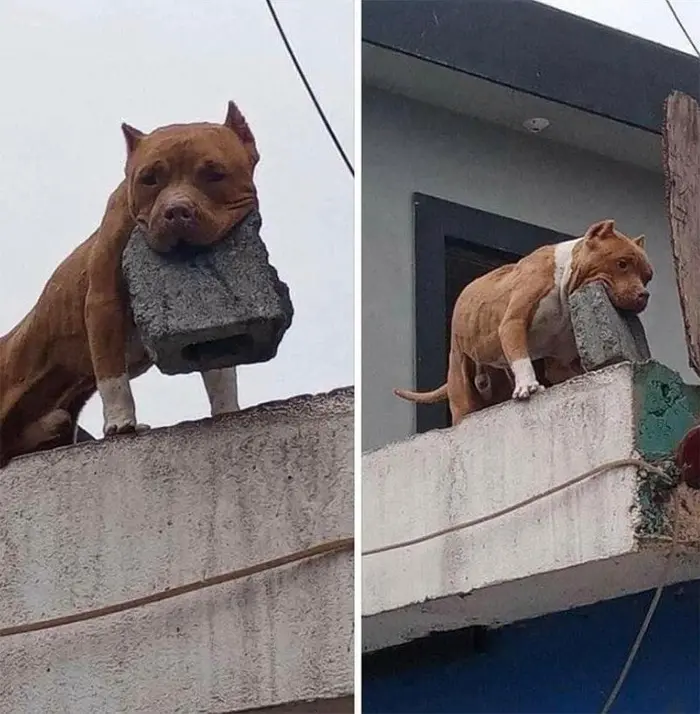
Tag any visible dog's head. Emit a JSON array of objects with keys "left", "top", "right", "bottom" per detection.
[
  {"left": 121, "top": 101, "right": 259, "bottom": 253},
  {"left": 574, "top": 219, "right": 653, "bottom": 314}
]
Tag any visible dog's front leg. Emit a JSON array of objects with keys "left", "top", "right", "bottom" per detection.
[
  {"left": 85, "top": 186, "right": 146, "bottom": 436},
  {"left": 86, "top": 274, "right": 140, "bottom": 435},
  {"left": 498, "top": 298, "right": 544, "bottom": 401},
  {"left": 201, "top": 367, "right": 240, "bottom": 416}
]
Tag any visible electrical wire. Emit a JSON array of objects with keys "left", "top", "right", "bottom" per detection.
[
  {"left": 664, "top": 0, "right": 700, "bottom": 58},
  {"left": 0, "top": 536, "right": 353, "bottom": 638},
  {"left": 362, "top": 458, "right": 670, "bottom": 556},
  {"left": 599, "top": 490, "right": 681, "bottom": 713},
  {"left": 264, "top": 0, "right": 354, "bottom": 177}
]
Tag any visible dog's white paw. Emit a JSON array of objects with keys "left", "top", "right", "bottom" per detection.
[
  {"left": 98, "top": 376, "right": 147, "bottom": 438},
  {"left": 104, "top": 419, "right": 150, "bottom": 436},
  {"left": 511, "top": 359, "right": 544, "bottom": 401},
  {"left": 104, "top": 418, "right": 135, "bottom": 436},
  {"left": 512, "top": 381, "right": 545, "bottom": 400}
]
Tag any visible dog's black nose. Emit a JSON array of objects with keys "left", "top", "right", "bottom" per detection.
[
  {"left": 164, "top": 202, "right": 194, "bottom": 223},
  {"left": 634, "top": 290, "right": 650, "bottom": 311}
]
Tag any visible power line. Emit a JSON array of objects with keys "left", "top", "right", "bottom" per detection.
[
  {"left": 0, "top": 537, "right": 353, "bottom": 638},
  {"left": 664, "top": 0, "right": 700, "bottom": 58},
  {"left": 599, "top": 490, "right": 680, "bottom": 714},
  {"left": 362, "top": 458, "right": 670, "bottom": 556},
  {"left": 265, "top": 0, "right": 354, "bottom": 177}
]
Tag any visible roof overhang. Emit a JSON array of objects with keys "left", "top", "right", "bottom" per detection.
[{"left": 362, "top": 0, "right": 700, "bottom": 172}]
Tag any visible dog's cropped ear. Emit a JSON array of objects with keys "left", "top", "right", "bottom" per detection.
[
  {"left": 224, "top": 100, "right": 259, "bottom": 167},
  {"left": 634, "top": 235, "right": 646, "bottom": 249},
  {"left": 585, "top": 219, "right": 616, "bottom": 241},
  {"left": 121, "top": 123, "right": 145, "bottom": 155}
]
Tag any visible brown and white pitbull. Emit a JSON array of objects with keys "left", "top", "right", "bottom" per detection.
[
  {"left": 0, "top": 101, "right": 259, "bottom": 465},
  {"left": 394, "top": 220, "right": 653, "bottom": 426}
]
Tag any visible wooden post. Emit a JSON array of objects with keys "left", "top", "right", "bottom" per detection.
[
  {"left": 662, "top": 91, "right": 700, "bottom": 378},
  {"left": 664, "top": 91, "right": 700, "bottom": 487}
]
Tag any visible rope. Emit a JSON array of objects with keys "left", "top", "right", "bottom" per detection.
[
  {"left": 599, "top": 489, "right": 681, "bottom": 713},
  {"left": 0, "top": 536, "right": 353, "bottom": 638},
  {"left": 362, "top": 458, "right": 669, "bottom": 556}
]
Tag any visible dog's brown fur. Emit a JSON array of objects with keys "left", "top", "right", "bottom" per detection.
[
  {"left": 0, "top": 102, "right": 259, "bottom": 466},
  {"left": 395, "top": 220, "right": 653, "bottom": 426}
]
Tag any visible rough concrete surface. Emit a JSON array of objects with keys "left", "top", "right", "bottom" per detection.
[
  {"left": 0, "top": 388, "right": 353, "bottom": 714},
  {"left": 362, "top": 364, "right": 700, "bottom": 652},
  {"left": 122, "top": 210, "right": 294, "bottom": 375},
  {"left": 670, "top": 483, "right": 700, "bottom": 546},
  {"left": 634, "top": 360, "right": 700, "bottom": 460},
  {"left": 569, "top": 281, "right": 650, "bottom": 371}
]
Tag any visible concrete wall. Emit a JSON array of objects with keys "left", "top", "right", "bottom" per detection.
[
  {"left": 0, "top": 388, "right": 354, "bottom": 714},
  {"left": 362, "top": 86, "right": 692, "bottom": 451},
  {"left": 362, "top": 364, "right": 700, "bottom": 652}
]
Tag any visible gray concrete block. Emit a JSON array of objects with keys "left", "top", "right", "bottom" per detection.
[
  {"left": 122, "top": 210, "right": 293, "bottom": 375},
  {"left": 569, "top": 281, "right": 651, "bottom": 371}
]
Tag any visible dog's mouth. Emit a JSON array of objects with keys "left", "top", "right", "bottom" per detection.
[
  {"left": 611, "top": 294, "right": 649, "bottom": 315},
  {"left": 142, "top": 224, "right": 218, "bottom": 255},
  {"left": 601, "top": 282, "right": 649, "bottom": 315}
]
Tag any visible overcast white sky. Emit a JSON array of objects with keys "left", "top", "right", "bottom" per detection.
[
  {"left": 537, "top": 0, "right": 700, "bottom": 55},
  {"left": 0, "top": 0, "right": 353, "bottom": 436},
  {"left": 2, "top": 0, "right": 697, "bottom": 438}
]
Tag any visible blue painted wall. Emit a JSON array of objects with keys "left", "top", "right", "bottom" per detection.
[{"left": 363, "top": 580, "right": 700, "bottom": 713}]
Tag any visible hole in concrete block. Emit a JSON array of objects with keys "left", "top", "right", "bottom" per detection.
[{"left": 182, "top": 334, "right": 255, "bottom": 363}]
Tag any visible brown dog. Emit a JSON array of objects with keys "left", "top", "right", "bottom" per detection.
[
  {"left": 0, "top": 101, "right": 259, "bottom": 465},
  {"left": 395, "top": 220, "right": 653, "bottom": 426}
]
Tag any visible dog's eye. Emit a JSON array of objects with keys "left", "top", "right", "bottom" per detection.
[
  {"left": 204, "top": 168, "right": 227, "bottom": 183},
  {"left": 617, "top": 259, "right": 628, "bottom": 270},
  {"left": 139, "top": 170, "right": 158, "bottom": 186}
]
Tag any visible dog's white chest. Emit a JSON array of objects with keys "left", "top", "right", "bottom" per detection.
[
  {"left": 529, "top": 290, "right": 571, "bottom": 355},
  {"left": 528, "top": 238, "right": 581, "bottom": 360}
]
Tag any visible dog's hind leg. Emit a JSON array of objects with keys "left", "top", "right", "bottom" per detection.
[
  {"left": 15, "top": 409, "right": 74, "bottom": 454},
  {"left": 446, "top": 349, "right": 480, "bottom": 426}
]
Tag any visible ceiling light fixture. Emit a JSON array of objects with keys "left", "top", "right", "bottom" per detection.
[{"left": 523, "top": 117, "right": 550, "bottom": 134}]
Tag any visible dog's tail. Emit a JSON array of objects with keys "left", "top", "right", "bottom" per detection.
[{"left": 393, "top": 383, "right": 448, "bottom": 404}]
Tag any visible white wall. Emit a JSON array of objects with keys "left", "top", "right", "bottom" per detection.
[{"left": 362, "top": 86, "right": 692, "bottom": 451}]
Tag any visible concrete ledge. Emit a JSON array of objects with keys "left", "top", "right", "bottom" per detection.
[
  {"left": 362, "top": 364, "right": 700, "bottom": 652},
  {"left": 236, "top": 695, "right": 354, "bottom": 713},
  {"left": 0, "top": 388, "right": 354, "bottom": 713}
]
